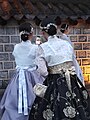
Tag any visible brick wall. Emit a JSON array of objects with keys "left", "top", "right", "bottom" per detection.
[
  {"left": 0, "top": 20, "right": 90, "bottom": 88},
  {"left": 69, "top": 28, "right": 90, "bottom": 84}
]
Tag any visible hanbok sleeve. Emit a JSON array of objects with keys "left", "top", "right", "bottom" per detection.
[{"left": 35, "top": 45, "right": 48, "bottom": 77}]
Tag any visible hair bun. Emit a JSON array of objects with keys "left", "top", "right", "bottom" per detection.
[
  {"left": 19, "top": 22, "right": 33, "bottom": 41},
  {"left": 46, "top": 23, "right": 57, "bottom": 36},
  {"left": 21, "top": 34, "right": 28, "bottom": 41}
]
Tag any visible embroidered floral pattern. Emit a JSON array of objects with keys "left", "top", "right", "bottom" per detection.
[
  {"left": 57, "top": 92, "right": 60, "bottom": 101},
  {"left": 66, "top": 91, "right": 71, "bottom": 97},
  {"left": 82, "top": 90, "right": 88, "bottom": 99},
  {"left": 57, "top": 78, "right": 62, "bottom": 85},
  {"left": 63, "top": 106, "right": 76, "bottom": 118},
  {"left": 33, "top": 103, "right": 38, "bottom": 110},
  {"left": 29, "top": 67, "right": 90, "bottom": 120},
  {"left": 72, "top": 92, "right": 76, "bottom": 98},
  {"left": 43, "top": 109, "right": 54, "bottom": 120},
  {"left": 50, "top": 94, "right": 54, "bottom": 101}
]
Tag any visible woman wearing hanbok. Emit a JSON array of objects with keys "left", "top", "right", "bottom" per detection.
[
  {"left": 29, "top": 20, "right": 90, "bottom": 120},
  {"left": 0, "top": 22, "right": 48, "bottom": 120},
  {"left": 60, "top": 24, "right": 84, "bottom": 85}
]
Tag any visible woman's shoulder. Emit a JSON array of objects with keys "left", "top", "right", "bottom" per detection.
[
  {"left": 40, "top": 42, "right": 48, "bottom": 48},
  {"left": 32, "top": 44, "right": 38, "bottom": 48},
  {"left": 59, "top": 38, "right": 70, "bottom": 44},
  {"left": 14, "top": 43, "right": 20, "bottom": 49}
]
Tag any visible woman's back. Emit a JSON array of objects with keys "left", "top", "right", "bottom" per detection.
[
  {"left": 41, "top": 35, "right": 73, "bottom": 66},
  {"left": 13, "top": 40, "right": 38, "bottom": 67}
]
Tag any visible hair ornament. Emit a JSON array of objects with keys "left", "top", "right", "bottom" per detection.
[
  {"left": 46, "top": 23, "right": 57, "bottom": 29},
  {"left": 31, "top": 27, "right": 34, "bottom": 33},
  {"left": 61, "top": 24, "right": 68, "bottom": 31},
  {"left": 65, "top": 24, "right": 68, "bottom": 30},
  {"left": 20, "top": 26, "right": 34, "bottom": 36},
  {"left": 40, "top": 23, "right": 57, "bottom": 30},
  {"left": 40, "top": 25, "right": 47, "bottom": 30},
  {"left": 20, "top": 31, "right": 30, "bottom": 36}
]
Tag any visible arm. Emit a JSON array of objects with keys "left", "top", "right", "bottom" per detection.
[{"left": 35, "top": 45, "right": 48, "bottom": 77}]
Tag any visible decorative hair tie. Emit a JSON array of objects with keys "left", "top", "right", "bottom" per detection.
[
  {"left": 31, "top": 27, "right": 34, "bottom": 33},
  {"left": 46, "top": 23, "right": 57, "bottom": 29},
  {"left": 60, "top": 28, "right": 65, "bottom": 30},
  {"left": 20, "top": 27, "right": 34, "bottom": 35},
  {"left": 40, "top": 25, "right": 47, "bottom": 30},
  {"left": 20, "top": 31, "right": 29, "bottom": 36},
  {"left": 40, "top": 23, "right": 57, "bottom": 31},
  {"left": 65, "top": 24, "right": 68, "bottom": 30},
  {"left": 61, "top": 24, "right": 68, "bottom": 31}
]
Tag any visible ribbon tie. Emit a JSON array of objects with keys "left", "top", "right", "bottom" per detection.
[
  {"left": 16, "top": 66, "right": 36, "bottom": 115},
  {"left": 18, "top": 68, "right": 28, "bottom": 115},
  {"left": 64, "top": 66, "right": 76, "bottom": 92}
]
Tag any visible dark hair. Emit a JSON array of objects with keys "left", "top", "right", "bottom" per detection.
[
  {"left": 40, "top": 17, "right": 55, "bottom": 28},
  {"left": 47, "top": 24, "right": 57, "bottom": 35},
  {"left": 19, "top": 22, "right": 33, "bottom": 41},
  {"left": 20, "top": 34, "right": 28, "bottom": 41},
  {"left": 40, "top": 17, "right": 57, "bottom": 36},
  {"left": 60, "top": 24, "right": 69, "bottom": 33},
  {"left": 40, "top": 16, "right": 57, "bottom": 35}
]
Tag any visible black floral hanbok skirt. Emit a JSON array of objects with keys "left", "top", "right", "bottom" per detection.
[{"left": 29, "top": 66, "right": 90, "bottom": 120}]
